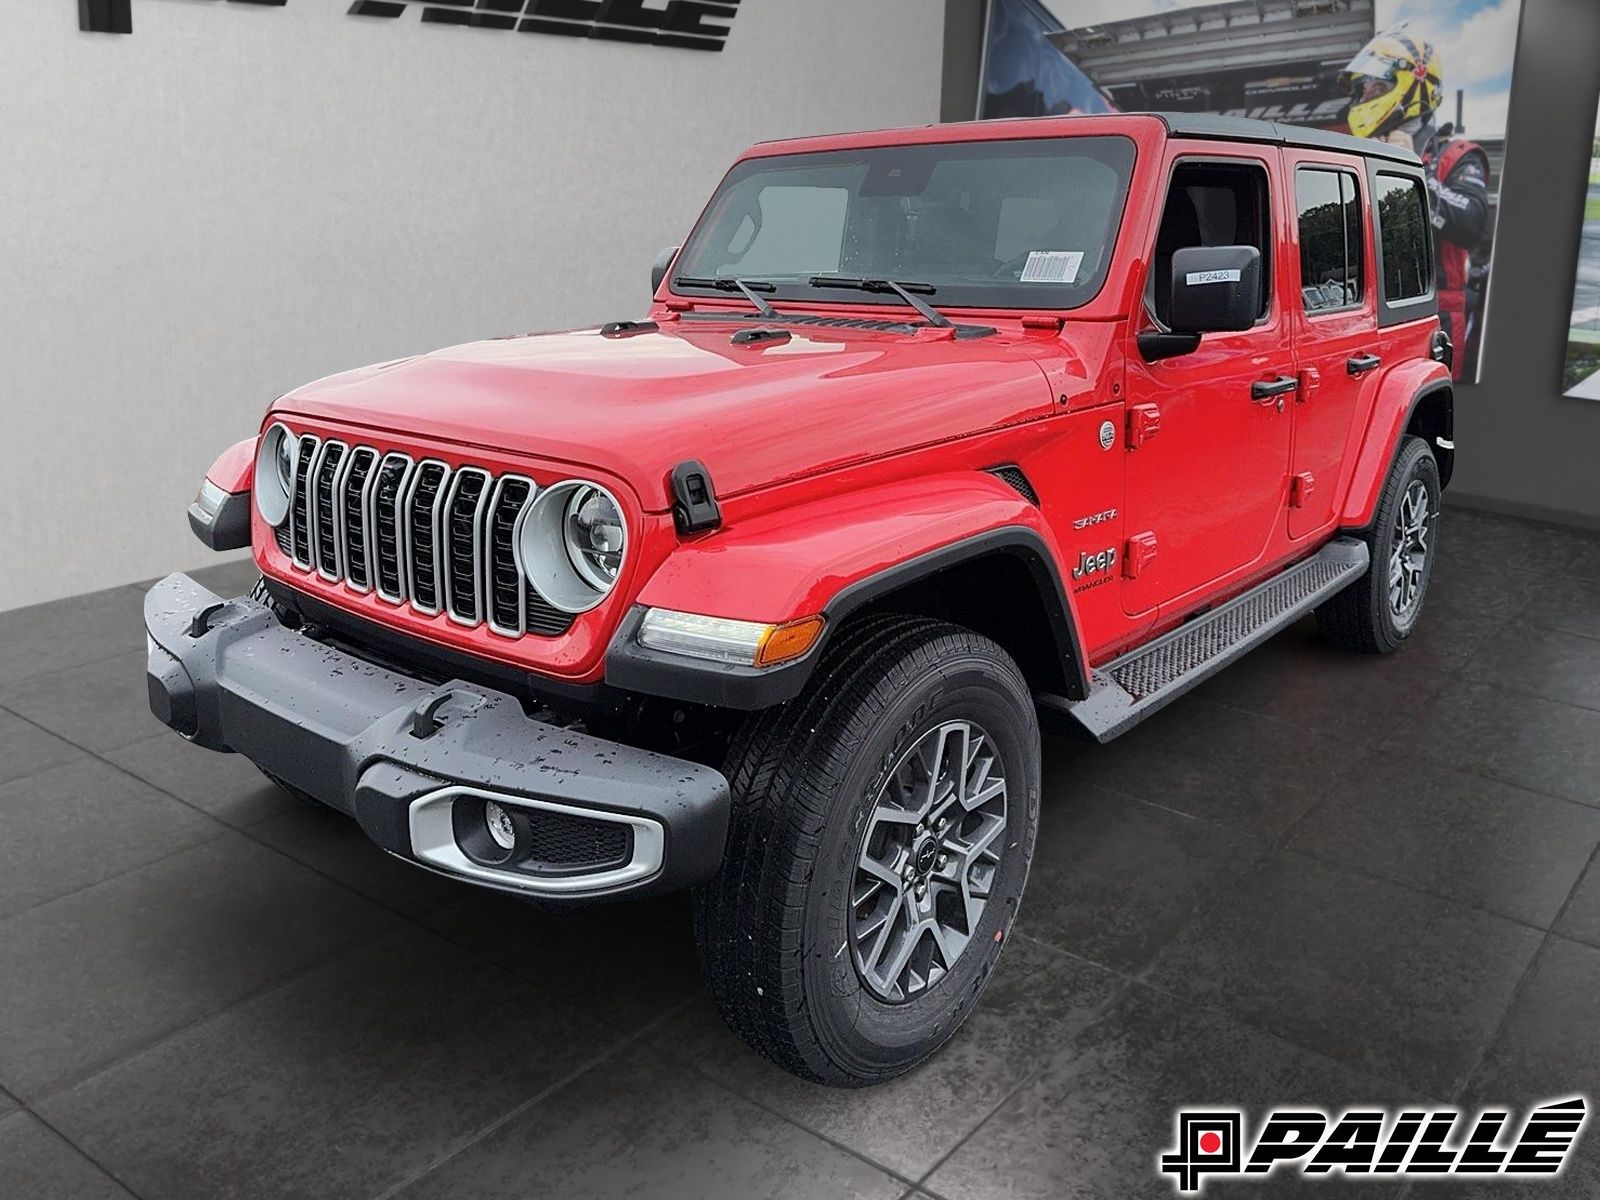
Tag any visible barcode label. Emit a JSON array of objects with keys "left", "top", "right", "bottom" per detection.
[{"left": 1020, "top": 250, "right": 1084, "bottom": 284}]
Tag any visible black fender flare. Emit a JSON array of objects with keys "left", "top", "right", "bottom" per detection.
[{"left": 604, "top": 525, "right": 1091, "bottom": 710}]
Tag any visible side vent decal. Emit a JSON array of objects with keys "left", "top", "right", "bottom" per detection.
[{"left": 986, "top": 464, "right": 1039, "bottom": 506}]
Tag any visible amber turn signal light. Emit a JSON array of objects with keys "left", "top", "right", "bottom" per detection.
[{"left": 755, "top": 615, "right": 826, "bottom": 667}]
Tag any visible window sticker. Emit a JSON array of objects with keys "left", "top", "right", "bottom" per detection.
[
  {"left": 1019, "top": 250, "right": 1083, "bottom": 284},
  {"left": 1186, "top": 268, "right": 1242, "bottom": 285}
]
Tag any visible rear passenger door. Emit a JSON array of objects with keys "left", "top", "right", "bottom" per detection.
[{"left": 1286, "top": 152, "right": 1379, "bottom": 539}]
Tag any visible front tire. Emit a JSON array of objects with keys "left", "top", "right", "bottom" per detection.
[
  {"left": 1316, "top": 435, "right": 1440, "bottom": 654},
  {"left": 693, "top": 615, "right": 1041, "bottom": 1086}
]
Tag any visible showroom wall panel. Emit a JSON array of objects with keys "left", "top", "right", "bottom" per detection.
[{"left": 0, "top": 0, "right": 945, "bottom": 611}]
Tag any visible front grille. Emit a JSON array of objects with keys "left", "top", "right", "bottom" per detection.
[
  {"left": 288, "top": 434, "right": 318, "bottom": 566},
  {"left": 274, "top": 434, "right": 573, "bottom": 638},
  {"left": 340, "top": 448, "right": 378, "bottom": 591},
  {"left": 312, "top": 441, "right": 347, "bottom": 579},
  {"left": 443, "top": 468, "right": 491, "bottom": 624}
]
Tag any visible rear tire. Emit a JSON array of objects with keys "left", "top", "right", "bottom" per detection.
[
  {"left": 1315, "top": 435, "right": 1440, "bottom": 654},
  {"left": 693, "top": 615, "right": 1041, "bottom": 1086}
]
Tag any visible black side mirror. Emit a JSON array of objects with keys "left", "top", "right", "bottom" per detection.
[
  {"left": 1167, "top": 245, "right": 1262, "bottom": 335},
  {"left": 652, "top": 245, "right": 680, "bottom": 295}
]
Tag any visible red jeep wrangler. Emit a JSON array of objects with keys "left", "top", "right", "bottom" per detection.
[{"left": 152, "top": 112, "right": 1453, "bottom": 1086}]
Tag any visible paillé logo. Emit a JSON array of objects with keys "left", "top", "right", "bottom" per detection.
[
  {"left": 1161, "top": 1098, "right": 1588, "bottom": 1194},
  {"left": 79, "top": 0, "right": 739, "bottom": 51}
]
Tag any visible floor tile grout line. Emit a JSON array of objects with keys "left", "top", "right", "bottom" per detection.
[
  {"left": 0, "top": 643, "right": 153, "bottom": 697},
  {"left": 1444, "top": 839, "right": 1600, "bottom": 1110},
  {"left": 1136, "top": 965, "right": 1457, "bottom": 1104},
  {"left": 648, "top": 933, "right": 1144, "bottom": 1194},
  {"left": 0, "top": 825, "right": 236, "bottom": 931},
  {"left": 6, "top": 1103, "right": 146, "bottom": 1200},
  {"left": 907, "top": 976, "right": 1142, "bottom": 1192},
  {"left": 19, "top": 924, "right": 414, "bottom": 1111},
  {"left": 1105, "top": 793, "right": 1584, "bottom": 1104},
  {"left": 1008, "top": 929, "right": 1138, "bottom": 985},
  {"left": 365, "top": 996, "right": 705, "bottom": 1200},
  {"left": 1454, "top": 669, "right": 1600, "bottom": 719},
  {"left": 1279, "top": 843, "right": 1596, "bottom": 941},
  {"left": 667, "top": 1056, "right": 930, "bottom": 1193},
  {"left": 0, "top": 697, "right": 457, "bottom": 929}
]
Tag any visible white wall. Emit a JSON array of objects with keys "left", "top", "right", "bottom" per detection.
[{"left": 0, "top": 0, "right": 945, "bottom": 611}]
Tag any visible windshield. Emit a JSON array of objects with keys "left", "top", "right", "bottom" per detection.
[{"left": 672, "top": 135, "right": 1136, "bottom": 311}]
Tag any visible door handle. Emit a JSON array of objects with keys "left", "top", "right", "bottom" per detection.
[
  {"left": 1347, "top": 353, "right": 1382, "bottom": 376},
  {"left": 1251, "top": 376, "right": 1298, "bottom": 403}
]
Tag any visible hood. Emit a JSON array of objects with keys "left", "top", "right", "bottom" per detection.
[{"left": 276, "top": 318, "right": 1075, "bottom": 511}]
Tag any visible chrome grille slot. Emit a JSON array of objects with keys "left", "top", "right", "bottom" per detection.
[
  {"left": 289, "top": 434, "right": 320, "bottom": 568},
  {"left": 486, "top": 476, "right": 535, "bottom": 636},
  {"left": 339, "top": 448, "right": 379, "bottom": 592},
  {"left": 443, "top": 468, "right": 491, "bottom": 625},
  {"left": 370, "top": 453, "right": 413, "bottom": 604},
  {"left": 271, "top": 439, "right": 574, "bottom": 639},
  {"left": 404, "top": 461, "right": 450, "bottom": 614},
  {"left": 311, "top": 441, "right": 347, "bottom": 580}
]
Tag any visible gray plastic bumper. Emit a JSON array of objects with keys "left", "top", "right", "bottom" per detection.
[{"left": 143, "top": 573, "right": 730, "bottom": 901}]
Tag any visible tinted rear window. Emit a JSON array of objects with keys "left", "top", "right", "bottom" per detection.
[{"left": 1374, "top": 173, "right": 1431, "bottom": 303}]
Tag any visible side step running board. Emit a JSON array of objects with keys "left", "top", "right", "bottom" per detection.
[{"left": 1041, "top": 537, "right": 1370, "bottom": 743}]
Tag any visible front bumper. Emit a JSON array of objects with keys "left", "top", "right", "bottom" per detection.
[{"left": 144, "top": 574, "right": 730, "bottom": 901}]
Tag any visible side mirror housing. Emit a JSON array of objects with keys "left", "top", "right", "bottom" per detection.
[
  {"left": 1167, "top": 245, "right": 1262, "bottom": 335},
  {"left": 651, "top": 245, "right": 680, "bottom": 295}
]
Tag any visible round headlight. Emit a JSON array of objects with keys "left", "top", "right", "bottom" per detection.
[
  {"left": 565, "top": 485, "right": 625, "bottom": 590},
  {"left": 516, "top": 480, "right": 627, "bottom": 613},
  {"left": 254, "top": 423, "right": 295, "bottom": 527},
  {"left": 274, "top": 433, "right": 294, "bottom": 493}
]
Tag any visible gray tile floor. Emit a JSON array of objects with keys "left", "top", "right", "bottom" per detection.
[{"left": 2, "top": 509, "right": 1599, "bottom": 1199}]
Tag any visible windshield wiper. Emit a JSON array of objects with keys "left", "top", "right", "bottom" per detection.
[
  {"left": 672, "top": 276, "right": 779, "bottom": 319},
  {"left": 808, "top": 276, "right": 952, "bottom": 329}
]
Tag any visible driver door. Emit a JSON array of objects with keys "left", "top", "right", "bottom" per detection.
[{"left": 1121, "top": 150, "right": 1297, "bottom": 618}]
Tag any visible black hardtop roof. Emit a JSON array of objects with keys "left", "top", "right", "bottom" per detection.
[{"left": 1152, "top": 112, "right": 1422, "bottom": 166}]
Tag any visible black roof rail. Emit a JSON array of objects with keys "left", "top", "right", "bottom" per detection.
[{"left": 1149, "top": 112, "right": 1421, "bottom": 166}]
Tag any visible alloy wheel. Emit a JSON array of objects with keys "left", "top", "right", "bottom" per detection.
[
  {"left": 1388, "top": 479, "right": 1433, "bottom": 621},
  {"left": 849, "top": 720, "right": 1008, "bottom": 1003}
]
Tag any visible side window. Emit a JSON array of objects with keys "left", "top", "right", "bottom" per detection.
[
  {"left": 1296, "top": 167, "right": 1364, "bottom": 313},
  {"left": 1374, "top": 173, "right": 1432, "bottom": 303},
  {"left": 1151, "top": 160, "right": 1272, "bottom": 327}
]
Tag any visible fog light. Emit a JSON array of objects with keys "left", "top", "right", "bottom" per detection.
[{"left": 484, "top": 800, "right": 516, "bottom": 851}]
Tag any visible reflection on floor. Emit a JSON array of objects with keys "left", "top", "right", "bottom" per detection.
[{"left": 3, "top": 508, "right": 1600, "bottom": 1199}]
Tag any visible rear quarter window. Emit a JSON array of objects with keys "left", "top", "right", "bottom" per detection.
[{"left": 1374, "top": 173, "right": 1431, "bottom": 303}]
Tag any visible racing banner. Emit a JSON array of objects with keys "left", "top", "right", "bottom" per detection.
[
  {"left": 977, "top": 0, "right": 1524, "bottom": 384},
  {"left": 1564, "top": 100, "right": 1600, "bottom": 399}
]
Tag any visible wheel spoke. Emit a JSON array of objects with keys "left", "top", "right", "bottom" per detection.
[
  {"left": 849, "top": 718, "right": 1010, "bottom": 1003},
  {"left": 857, "top": 853, "right": 902, "bottom": 891},
  {"left": 859, "top": 892, "right": 905, "bottom": 979},
  {"left": 870, "top": 804, "right": 920, "bottom": 829},
  {"left": 878, "top": 916, "right": 927, "bottom": 993}
]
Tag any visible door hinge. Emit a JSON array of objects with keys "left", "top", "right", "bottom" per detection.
[
  {"left": 1124, "top": 532, "right": 1158, "bottom": 578},
  {"left": 1126, "top": 403, "right": 1161, "bottom": 449},
  {"left": 1289, "top": 472, "right": 1316, "bottom": 508},
  {"left": 1298, "top": 366, "right": 1320, "bottom": 403}
]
